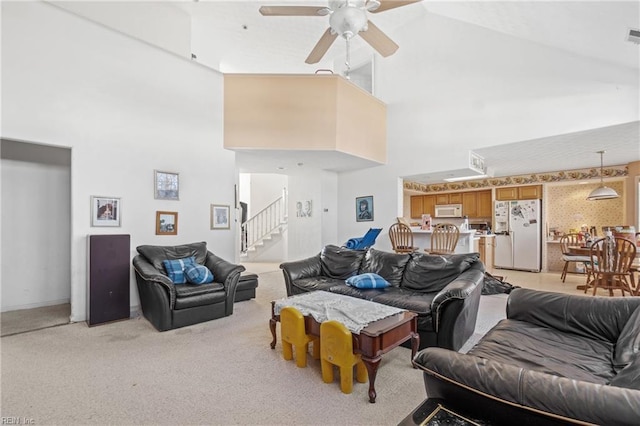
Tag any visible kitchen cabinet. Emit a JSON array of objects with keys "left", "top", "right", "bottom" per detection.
[
  {"left": 411, "top": 190, "right": 492, "bottom": 219},
  {"left": 410, "top": 194, "right": 436, "bottom": 218},
  {"left": 435, "top": 193, "right": 462, "bottom": 205},
  {"left": 423, "top": 195, "right": 436, "bottom": 218},
  {"left": 495, "top": 187, "right": 518, "bottom": 201},
  {"left": 518, "top": 185, "right": 542, "bottom": 200},
  {"left": 495, "top": 185, "right": 542, "bottom": 201},
  {"left": 477, "top": 236, "right": 494, "bottom": 268},
  {"left": 477, "top": 190, "right": 493, "bottom": 218},
  {"left": 462, "top": 192, "right": 478, "bottom": 217},
  {"left": 410, "top": 195, "right": 423, "bottom": 218}
]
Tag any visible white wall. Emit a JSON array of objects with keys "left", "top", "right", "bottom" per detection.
[
  {"left": 286, "top": 169, "right": 336, "bottom": 259},
  {"left": 1, "top": 2, "right": 236, "bottom": 321},
  {"left": 336, "top": 12, "right": 639, "bottom": 246},
  {"left": 1, "top": 143, "right": 71, "bottom": 311},
  {"left": 52, "top": 1, "right": 191, "bottom": 58}
]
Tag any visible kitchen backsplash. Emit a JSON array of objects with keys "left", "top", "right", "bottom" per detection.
[{"left": 546, "top": 181, "right": 624, "bottom": 237}]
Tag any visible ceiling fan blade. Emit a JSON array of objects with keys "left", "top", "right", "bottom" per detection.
[
  {"left": 305, "top": 28, "right": 338, "bottom": 64},
  {"left": 370, "top": 0, "right": 422, "bottom": 13},
  {"left": 359, "top": 21, "right": 399, "bottom": 57},
  {"left": 259, "top": 6, "right": 327, "bottom": 16}
]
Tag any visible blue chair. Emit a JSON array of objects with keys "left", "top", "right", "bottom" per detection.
[{"left": 342, "top": 228, "right": 382, "bottom": 250}]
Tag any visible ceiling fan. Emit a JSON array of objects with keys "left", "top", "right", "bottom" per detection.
[{"left": 259, "top": 0, "right": 422, "bottom": 64}]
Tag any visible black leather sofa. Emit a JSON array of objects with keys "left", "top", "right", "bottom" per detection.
[
  {"left": 280, "top": 245, "right": 485, "bottom": 351},
  {"left": 132, "top": 242, "right": 245, "bottom": 331},
  {"left": 412, "top": 288, "right": 640, "bottom": 425}
]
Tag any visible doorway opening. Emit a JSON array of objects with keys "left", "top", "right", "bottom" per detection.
[{"left": 1, "top": 139, "right": 71, "bottom": 336}]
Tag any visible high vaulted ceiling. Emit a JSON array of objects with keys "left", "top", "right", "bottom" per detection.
[{"left": 54, "top": 1, "right": 640, "bottom": 182}]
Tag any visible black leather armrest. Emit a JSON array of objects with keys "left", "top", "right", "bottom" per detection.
[
  {"left": 413, "top": 347, "right": 640, "bottom": 425},
  {"left": 205, "top": 252, "right": 245, "bottom": 314},
  {"left": 132, "top": 255, "right": 176, "bottom": 307},
  {"left": 280, "top": 254, "right": 322, "bottom": 296},
  {"left": 431, "top": 262, "right": 485, "bottom": 332},
  {"left": 507, "top": 288, "right": 640, "bottom": 343},
  {"left": 205, "top": 251, "right": 245, "bottom": 284}
]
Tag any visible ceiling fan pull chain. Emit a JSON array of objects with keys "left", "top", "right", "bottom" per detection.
[{"left": 345, "top": 38, "right": 351, "bottom": 80}]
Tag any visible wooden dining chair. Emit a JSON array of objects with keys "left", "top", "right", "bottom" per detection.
[
  {"left": 586, "top": 237, "right": 636, "bottom": 296},
  {"left": 388, "top": 223, "right": 417, "bottom": 254},
  {"left": 559, "top": 233, "right": 591, "bottom": 283},
  {"left": 426, "top": 223, "right": 459, "bottom": 255}
]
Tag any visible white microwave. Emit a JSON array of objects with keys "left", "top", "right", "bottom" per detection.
[{"left": 435, "top": 204, "right": 463, "bottom": 218}]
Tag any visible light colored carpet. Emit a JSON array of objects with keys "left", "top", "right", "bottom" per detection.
[
  {"left": 0, "top": 269, "right": 506, "bottom": 425},
  {"left": 1, "top": 303, "right": 70, "bottom": 337}
]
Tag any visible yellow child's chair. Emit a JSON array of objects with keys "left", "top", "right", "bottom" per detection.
[
  {"left": 280, "top": 306, "right": 320, "bottom": 368},
  {"left": 320, "top": 320, "right": 368, "bottom": 394}
]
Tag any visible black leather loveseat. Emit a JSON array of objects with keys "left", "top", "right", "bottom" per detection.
[
  {"left": 133, "top": 242, "right": 245, "bottom": 331},
  {"left": 280, "top": 245, "right": 485, "bottom": 351},
  {"left": 413, "top": 288, "right": 640, "bottom": 425}
]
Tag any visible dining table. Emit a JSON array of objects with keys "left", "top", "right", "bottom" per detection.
[{"left": 568, "top": 245, "right": 640, "bottom": 296}]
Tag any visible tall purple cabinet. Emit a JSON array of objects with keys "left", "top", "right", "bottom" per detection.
[{"left": 87, "top": 234, "right": 131, "bottom": 326}]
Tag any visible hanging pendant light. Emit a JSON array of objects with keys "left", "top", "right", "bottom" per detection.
[{"left": 587, "top": 150, "right": 619, "bottom": 200}]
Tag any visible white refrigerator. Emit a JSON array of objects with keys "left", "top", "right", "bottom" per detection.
[{"left": 494, "top": 199, "right": 541, "bottom": 272}]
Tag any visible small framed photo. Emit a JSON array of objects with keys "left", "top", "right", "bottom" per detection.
[
  {"left": 91, "top": 196, "right": 121, "bottom": 227},
  {"left": 356, "top": 196, "right": 374, "bottom": 222},
  {"left": 211, "top": 204, "right": 230, "bottom": 230},
  {"left": 156, "top": 211, "right": 178, "bottom": 235},
  {"left": 154, "top": 170, "right": 179, "bottom": 200}
]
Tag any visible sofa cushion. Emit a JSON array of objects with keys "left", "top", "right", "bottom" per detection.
[
  {"left": 614, "top": 305, "right": 640, "bottom": 371},
  {"left": 185, "top": 264, "right": 214, "bottom": 285},
  {"left": 346, "top": 273, "right": 390, "bottom": 289},
  {"left": 320, "top": 245, "right": 366, "bottom": 279},
  {"left": 138, "top": 242, "right": 208, "bottom": 271},
  {"left": 401, "top": 252, "right": 479, "bottom": 293},
  {"left": 162, "top": 257, "right": 196, "bottom": 284},
  {"left": 610, "top": 354, "right": 640, "bottom": 390},
  {"left": 469, "top": 319, "right": 617, "bottom": 384},
  {"left": 359, "top": 248, "right": 410, "bottom": 287},
  {"left": 292, "top": 276, "right": 345, "bottom": 294},
  {"left": 174, "top": 282, "right": 226, "bottom": 309}
]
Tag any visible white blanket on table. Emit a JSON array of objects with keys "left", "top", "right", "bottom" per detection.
[{"left": 274, "top": 291, "right": 405, "bottom": 334}]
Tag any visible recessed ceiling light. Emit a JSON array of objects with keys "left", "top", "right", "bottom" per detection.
[
  {"left": 277, "top": 166, "right": 285, "bottom": 170},
  {"left": 297, "top": 162, "right": 304, "bottom": 167}
]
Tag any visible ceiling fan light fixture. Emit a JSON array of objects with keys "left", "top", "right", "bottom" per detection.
[
  {"left": 587, "top": 150, "right": 620, "bottom": 201},
  {"left": 329, "top": 6, "right": 368, "bottom": 39}
]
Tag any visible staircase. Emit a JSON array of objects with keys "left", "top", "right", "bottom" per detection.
[{"left": 240, "top": 193, "right": 287, "bottom": 259}]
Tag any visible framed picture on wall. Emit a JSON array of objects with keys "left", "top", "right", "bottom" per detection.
[
  {"left": 154, "top": 170, "right": 179, "bottom": 200},
  {"left": 156, "top": 211, "right": 178, "bottom": 235},
  {"left": 91, "top": 196, "right": 121, "bottom": 227},
  {"left": 211, "top": 204, "right": 230, "bottom": 230},
  {"left": 356, "top": 196, "right": 374, "bottom": 222}
]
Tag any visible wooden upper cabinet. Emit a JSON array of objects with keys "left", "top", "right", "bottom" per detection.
[
  {"left": 435, "top": 194, "right": 450, "bottom": 205},
  {"left": 477, "top": 190, "right": 493, "bottom": 218},
  {"left": 496, "top": 187, "right": 518, "bottom": 201},
  {"left": 448, "top": 193, "right": 462, "bottom": 204},
  {"left": 410, "top": 195, "right": 424, "bottom": 218},
  {"left": 462, "top": 192, "right": 478, "bottom": 217},
  {"left": 518, "top": 185, "right": 542, "bottom": 200},
  {"left": 423, "top": 195, "right": 436, "bottom": 218}
]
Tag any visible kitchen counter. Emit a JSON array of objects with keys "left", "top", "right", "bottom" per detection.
[{"left": 409, "top": 228, "right": 476, "bottom": 254}]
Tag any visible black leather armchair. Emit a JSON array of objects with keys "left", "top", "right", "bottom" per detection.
[
  {"left": 132, "top": 242, "right": 245, "bottom": 331},
  {"left": 413, "top": 289, "right": 640, "bottom": 425}
]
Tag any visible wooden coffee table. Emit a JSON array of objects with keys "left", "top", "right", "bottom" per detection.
[{"left": 270, "top": 299, "right": 419, "bottom": 403}]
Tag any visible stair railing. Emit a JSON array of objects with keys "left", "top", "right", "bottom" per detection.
[{"left": 241, "top": 190, "right": 287, "bottom": 253}]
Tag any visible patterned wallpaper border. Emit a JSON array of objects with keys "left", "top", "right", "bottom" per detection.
[{"left": 404, "top": 165, "right": 629, "bottom": 193}]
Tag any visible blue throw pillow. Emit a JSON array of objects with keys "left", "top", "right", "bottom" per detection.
[
  {"left": 345, "top": 273, "right": 390, "bottom": 289},
  {"left": 162, "top": 257, "right": 196, "bottom": 284},
  {"left": 185, "top": 264, "right": 214, "bottom": 285}
]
